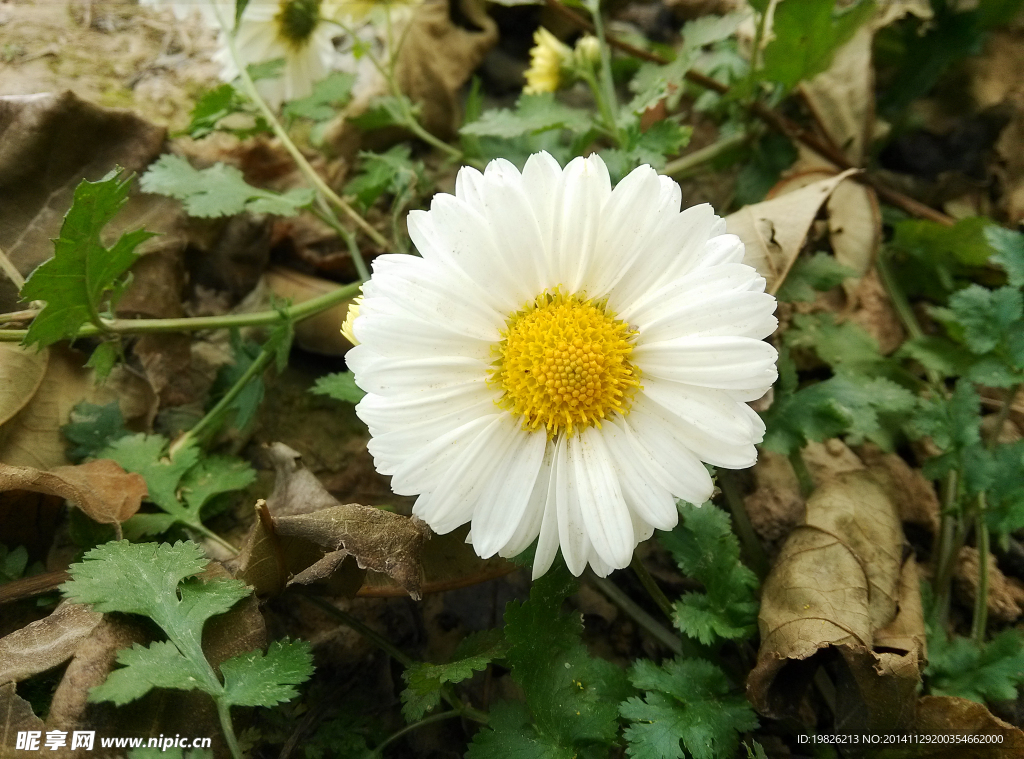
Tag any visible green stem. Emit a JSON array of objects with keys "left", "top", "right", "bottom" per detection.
[
  {"left": 193, "top": 523, "right": 241, "bottom": 557},
  {"left": 370, "top": 710, "right": 466, "bottom": 757},
  {"left": 212, "top": 3, "right": 388, "bottom": 256},
  {"left": 717, "top": 470, "right": 770, "bottom": 580},
  {"left": 578, "top": 65, "right": 619, "bottom": 144},
  {"left": 215, "top": 698, "right": 244, "bottom": 759},
  {"left": 1, "top": 280, "right": 362, "bottom": 342},
  {"left": 971, "top": 494, "right": 990, "bottom": 642},
  {"left": 589, "top": 575, "right": 683, "bottom": 655},
  {"left": 662, "top": 132, "right": 747, "bottom": 178},
  {"left": 788, "top": 448, "right": 815, "bottom": 498},
  {"left": 630, "top": 554, "right": 674, "bottom": 620},
  {"left": 585, "top": 0, "right": 622, "bottom": 145},
  {"left": 302, "top": 595, "right": 414, "bottom": 666}
]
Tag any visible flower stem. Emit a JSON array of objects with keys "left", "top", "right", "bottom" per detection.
[
  {"left": 588, "top": 574, "right": 683, "bottom": 655},
  {"left": 788, "top": 448, "right": 815, "bottom": 498},
  {"left": 211, "top": 2, "right": 388, "bottom": 256},
  {"left": 1, "top": 280, "right": 362, "bottom": 342},
  {"left": 584, "top": 0, "right": 622, "bottom": 146},
  {"left": 717, "top": 470, "right": 770, "bottom": 580},
  {"left": 369, "top": 710, "right": 466, "bottom": 757},
  {"left": 630, "top": 554, "right": 674, "bottom": 620},
  {"left": 215, "top": 698, "right": 244, "bottom": 759},
  {"left": 663, "top": 132, "right": 747, "bottom": 178},
  {"left": 971, "top": 493, "right": 990, "bottom": 642}
]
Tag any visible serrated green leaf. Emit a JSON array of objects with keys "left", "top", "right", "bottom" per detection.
[
  {"left": 349, "top": 94, "right": 416, "bottom": 131},
  {"left": 345, "top": 145, "right": 423, "bottom": 210},
  {"left": 934, "top": 285, "right": 1024, "bottom": 355},
  {"left": 312, "top": 371, "right": 366, "bottom": 404},
  {"left": 283, "top": 71, "right": 355, "bottom": 121},
  {"left": 784, "top": 312, "right": 889, "bottom": 375},
  {"left": 460, "top": 94, "right": 594, "bottom": 139},
  {"left": 180, "top": 455, "right": 256, "bottom": 513},
  {"left": 20, "top": 171, "right": 154, "bottom": 348},
  {"left": 897, "top": 336, "right": 976, "bottom": 378},
  {"left": 620, "top": 658, "right": 758, "bottom": 759},
  {"left": 661, "top": 502, "right": 758, "bottom": 644},
  {"left": 985, "top": 441, "right": 1024, "bottom": 536},
  {"left": 761, "top": 0, "right": 874, "bottom": 90},
  {"left": 401, "top": 630, "right": 506, "bottom": 721},
  {"left": 466, "top": 701, "right": 571, "bottom": 759},
  {"left": 99, "top": 433, "right": 197, "bottom": 513},
  {"left": 182, "top": 83, "right": 270, "bottom": 140},
  {"left": 63, "top": 401, "right": 129, "bottom": 462},
  {"left": 926, "top": 629, "right": 1024, "bottom": 703},
  {"left": 211, "top": 332, "right": 266, "bottom": 432},
  {"left": 88, "top": 640, "right": 209, "bottom": 705},
  {"left": 140, "top": 155, "right": 314, "bottom": 218},
  {"left": 221, "top": 638, "right": 314, "bottom": 707},
  {"left": 85, "top": 340, "right": 121, "bottom": 381},
  {"left": 776, "top": 253, "right": 856, "bottom": 302},
  {"left": 986, "top": 225, "right": 1024, "bottom": 289}
]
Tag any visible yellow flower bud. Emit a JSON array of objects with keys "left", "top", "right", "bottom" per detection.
[{"left": 524, "top": 27, "right": 573, "bottom": 95}]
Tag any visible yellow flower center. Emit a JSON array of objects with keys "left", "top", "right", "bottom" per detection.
[
  {"left": 491, "top": 290, "right": 640, "bottom": 436},
  {"left": 276, "top": 0, "right": 321, "bottom": 48}
]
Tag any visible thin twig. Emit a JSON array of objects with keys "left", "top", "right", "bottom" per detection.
[
  {"left": 663, "top": 132, "right": 747, "bottom": 178},
  {"left": 630, "top": 554, "right": 674, "bottom": 620},
  {"left": 717, "top": 470, "right": 770, "bottom": 580},
  {"left": 0, "top": 245, "right": 25, "bottom": 290},
  {"left": 588, "top": 575, "right": 683, "bottom": 655}
]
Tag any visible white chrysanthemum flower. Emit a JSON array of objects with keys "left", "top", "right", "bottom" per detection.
[
  {"left": 213, "top": 0, "right": 345, "bottom": 109},
  {"left": 348, "top": 152, "right": 779, "bottom": 579}
]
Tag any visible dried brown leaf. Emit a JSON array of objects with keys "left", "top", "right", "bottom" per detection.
[
  {"left": 748, "top": 470, "right": 924, "bottom": 734},
  {"left": 877, "top": 697, "right": 1024, "bottom": 759},
  {"left": 0, "top": 683, "right": 44, "bottom": 759},
  {"left": 727, "top": 168, "right": 858, "bottom": 293},
  {"left": 0, "top": 345, "right": 48, "bottom": 429},
  {"left": 0, "top": 459, "right": 146, "bottom": 526},
  {"left": 954, "top": 546, "right": 1024, "bottom": 624},
  {"left": 0, "top": 602, "right": 102, "bottom": 684}
]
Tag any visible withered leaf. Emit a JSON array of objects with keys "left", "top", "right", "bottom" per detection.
[
  {"left": 0, "top": 683, "right": 44, "bottom": 759},
  {"left": 0, "top": 345, "right": 48, "bottom": 430},
  {"left": 877, "top": 696, "right": 1024, "bottom": 759},
  {"left": 727, "top": 168, "right": 858, "bottom": 294},
  {"left": 0, "top": 459, "right": 147, "bottom": 525},
  {"left": 748, "top": 470, "right": 925, "bottom": 735},
  {"left": 0, "top": 601, "right": 102, "bottom": 684}
]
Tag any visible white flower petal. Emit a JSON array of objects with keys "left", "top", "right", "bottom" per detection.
[
  {"left": 531, "top": 464, "right": 561, "bottom": 580},
  {"left": 353, "top": 355, "right": 489, "bottom": 395},
  {"left": 470, "top": 423, "right": 547, "bottom": 557},
  {"left": 575, "top": 427, "right": 634, "bottom": 570},
  {"left": 555, "top": 155, "right": 611, "bottom": 292},
  {"left": 601, "top": 418, "right": 678, "bottom": 530},
  {"left": 355, "top": 379, "right": 495, "bottom": 431},
  {"left": 393, "top": 413, "right": 500, "bottom": 496},
  {"left": 498, "top": 442, "right": 554, "bottom": 559},
  {"left": 353, "top": 304, "right": 492, "bottom": 361},
  {"left": 633, "top": 335, "right": 779, "bottom": 392},
  {"left": 555, "top": 433, "right": 591, "bottom": 576}
]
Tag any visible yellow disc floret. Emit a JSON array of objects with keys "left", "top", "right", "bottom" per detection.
[{"left": 492, "top": 290, "right": 640, "bottom": 435}]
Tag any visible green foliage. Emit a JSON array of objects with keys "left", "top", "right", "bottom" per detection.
[
  {"left": 468, "top": 566, "right": 631, "bottom": 758},
  {"left": 99, "top": 433, "right": 255, "bottom": 538},
  {"left": 888, "top": 217, "right": 995, "bottom": 301},
  {"left": 985, "top": 440, "right": 1024, "bottom": 537},
  {"left": 311, "top": 371, "right": 366, "bottom": 404},
  {"left": 733, "top": 131, "right": 797, "bottom": 206},
  {"left": 897, "top": 336, "right": 976, "bottom": 379},
  {"left": 600, "top": 119, "right": 692, "bottom": 181},
  {"left": 661, "top": 502, "right": 758, "bottom": 644},
  {"left": 62, "top": 541, "right": 313, "bottom": 713},
  {"left": 760, "top": 0, "right": 874, "bottom": 90},
  {"left": 909, "top": 380, "right": 988, "bottom": 488},
  {"left": 926, "top": 627, "right": 1024, "bottom": 703},
  {"left": 345, "top": 145, "right": 425, "bottom": 210},
  {"left": 349, "top": 94, "right": 417, "bottom": 132},
  {"left": 987, "top": 226, "right": 1024, "bottom": 289},
  {"left": 63, "top": 400, "right": 129, "bottom": 462},
  {"left": 461, "top": 94, "right": 594, "bottom": 141},
  {"left": 20, "top": 170, "right": 154, "bottom": 349},
  {"left": 619, "top": 658, "right": 758, "bottom": 759},
  {"left": 762, "top": 350, "right": 916, "bottom": 454},
  {"left": 0, "top": 543, "right": 30, "bottom": 583},
  {"left": 209, "top": 327, "right": 292, "bottom": 432},
  {"left": 401, "top": 629, "right": 506, "bottom": 721},
  {"left": 932, "top": 285, "right": 1024, "bottom": 387},
  {"left": 140, "top": 155, "right": 315, "bottom": 218},
  {"left": 783, "top": 312, "right": 892, "bottom": 377},
  {"left": 183, "top": 83, "right": 270, "bottom": 140},
  {"left": 283, "top": 71, "right": 355, "bottom": 122},
  {"left": 776, "top": 253, "right": 855, "bottom": 303}
]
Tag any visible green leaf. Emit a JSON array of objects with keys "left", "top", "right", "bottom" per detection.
[
  {"left": 401, "top": 630, "right": 506, "bottom": 721},
  {"left": 311, "top": 371, "right": 366, "bottom": 404},
  {"left": 99, "top": 433, "right": 197, "bottom": 512},
  {"left": 985, "top": 441, "right": 1024, "bottom": 536},
  {"left": 734, "top": 132, "right": 797, "bottom": 206},
  {"left": 210, "top": 332, "right": 266, "bottom": 431},
  {"left": 140, "top": 155, "right": 315, "bottom": 218},
  {"left": 63, "top": 401, "right": 129, "bottom": 462},
  {"left": 467, "top": 701, "right": 571, "bottom": 759},
  {"left": 927, "top": 629, "right": 1024, "bottom": 703},
  {"left": 221, "top": 638, "right": 314, "bottom": 707},
  {"left": 620, "top": 658, "right": 758, "bottom": 759},
  {"left": 88, "top": 640, "right": 209, "bottom": 705},
  {"left": 897, "top": 336, "right": 976, "bottom": 378},
  {"left": 987, "top": 225, "right": 1024, "bottom": 289},
  {"left": 933, "top": 285, "right": 1024, "bottom": 355},
  {"left": 349, "top": 95, "right": 416, "bottom": 131},
  {"left": 502, "top": 566, "right": 632, "bottom": 752},
  {"left": 247, "top": 58, "right": 286, "bottom": 82},
  {"left": 180, "top": 455, "right": 256, "bottom": 513},
  {"left": 460, "top": 94, "right": 594, "bottom": 139},
  {"left": 889, "top": 217, "right": 996, "bottom": 301},
  {"left": 20, "top": 170, "right": 154, "bottom": 348},
  {"left": 600, "top": 119, "right": 693, "bottom": 180},
  {"left": 1, "top": 544, "right": 30, "bottom": 583},
  {"left": 345, "top": 145, "right": 423, "bottom": 210},
  {"left": 86, "top": 340, "right": 121, "bottom": 381},
  {"left": 661, "top": 502, "right": 758, "bottom": 644},
  {"left": 182, "top": 83, "right": 270, "bottom": 140},
  {"left": 760, "top": 0, "right": 874, "bottom": 90},
  {"left": 283, "top": 71, "right": 355, "bottom": 121},
  {"left": 776, "top": 253, "right": 856, "bottom": 302},
  {"left": 783, "top": 312, "right": 890, "bottom": 375}
]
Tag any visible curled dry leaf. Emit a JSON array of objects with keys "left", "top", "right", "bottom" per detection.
[
  {"left": 877, "top": 697, "right": 1024, "bottom": 759},
  {"left": 236, "top": 444, "right": 430, "bottom": 599},
  {"left": 954, "top": 546, "right": 1024, "bottom": 624},
  {"left": 263, "top": 267, "right": 355, "bottom": 356},
  {"left": 0, "top": 682, "right": 44, "bottom": 759},
  {"left": 0, "top": 459, "right": 147, "bottom": 526},
  {"left": 0, "top": 345, "right": 48, "bottom": 430},
  {"left": 748, "top": 470, "right": 925, "bottom": 735},
  {"left": 727, "top": 168, "right": 858, "bottom": 294},
  {"left": 394, "top": 0, "right": 498, "bottom": 139},
  {"left": 0, "top": 601, "right": 102, "bottom": 684}
]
